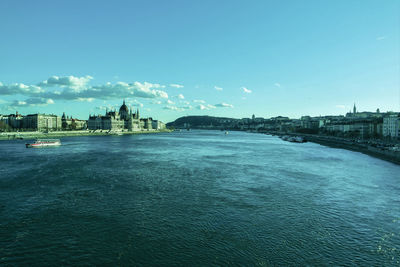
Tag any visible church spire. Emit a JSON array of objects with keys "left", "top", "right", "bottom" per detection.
[{"left": 353, "top": 103, "right": 357, "bottom": 114}]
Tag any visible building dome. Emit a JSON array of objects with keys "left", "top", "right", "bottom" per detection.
[{"left": 119, "top": 100, "right": 129, "bottom": 113}]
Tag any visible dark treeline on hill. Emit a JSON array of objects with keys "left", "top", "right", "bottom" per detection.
[{"left": 166, "top": 116, "right": 240, "bottom": 129}]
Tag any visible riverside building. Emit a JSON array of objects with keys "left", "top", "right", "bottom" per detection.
[
  {"left": 0, "top": 112, "right": 62, "bottom": 131},
  {"left": 383, "top": 113, "right": 400, "bottom": 138},
  {"left": 88, "top": 100, "right": 164, "bottom": 131},
  {"left": 61, "top": 113, "right": 87, "bottom": 130}
]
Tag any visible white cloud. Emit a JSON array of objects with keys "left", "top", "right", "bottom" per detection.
[
  {"left": 39, "top": 75, "right": 93, "bottom": 91},
  {"left": 215, "top": 103, "right": 234, "bottom": 108},
  {"left": 274, "top": 83, "right": 281, "bottom": 88},
  {"left": 163, "top": 105, "right": 184, "bottom": 111},
  {"left": 0, "top": 82, "right": 44, "bottom": 95},
  {"left": 170, "top": 83, "right": 184, "bottom": 88},
  {"left": 376, "top": 36, "right": 386, "bottom": 41},
  {"left": 214, "top": 86, "right": 223, "bottom": 91},
  {"left": 182, "top": 105, "right": 193, "bottom": 110},
  {"left": 193, "top": 99, "right": 205, "bottom": 103},
  {"left": 177, "top": 94, "right": 184, "bottom": 99},
  {"left": 167, "top": 99, "right": 175, "bottom": 105},
  {"left": 197, "top": 104, "right": 208, "bottom": 110},
  {"left": 242, "top": 87, "right": 252, "bottom": 93},
  {"left": 76, "top": 97, "right": 94, "bottom": 102},
  {"left": 1, "top": 76, "right": 171, "bottom": 106},
  {"left": 131, "top": 82, "right": 168, "bottom": 98},
  {"left": 196, "top": 104, "right": 216, "bottom": 110},
  {"left": 127, "top": 99, "right": 144, "bottom": 107},
  {"left": 76, "top": 81, "right": 169, "bottom": 100},
  {"left": 95, "top": 104, "right": 120, "bottom": 111},
  {"left": 153, "top": 100, "right": 162, "bottom": 105},
  {"left": 10, "top": 97, "right": 55, "bottom": 107},
  {"left": 14, "top": 101, "right": 27, "bottom": 106}
]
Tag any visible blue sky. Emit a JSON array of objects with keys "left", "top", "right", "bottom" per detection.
[{"left": 0, "top": 0, "right": 399, "bottom": 122}]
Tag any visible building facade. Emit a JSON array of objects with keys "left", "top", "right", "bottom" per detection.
[
  {"left": 23, "top": 114, "right": 62, "bottom": 131},
  {"left": 88, "top": 100, "right": 149, "bottom": 131},
  {"left": 383, "top": 113, "right": 400, "bottom": 138},
  {"left": 62, "top": 113, "right": 87, "bottom": 130}
]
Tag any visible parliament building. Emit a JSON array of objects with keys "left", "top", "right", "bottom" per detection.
[{"left": 88, "top": 100, "right": 161, "bottom": 131}]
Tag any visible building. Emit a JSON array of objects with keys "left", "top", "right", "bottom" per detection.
[
  {"left": 23, "top": 114, "right": 62, "bottom": 131},
  {"left": 152, "top": 120, "right": 166, "bottom": 130},
  {"left": 300, "top": 116, "right": 319, "bottom": 129},
  {"left": 346, "top": 103, "right": 383, "bottom": 119},
  {"left": 62, "top": 113, "right": 87, "bottom": 130},
  {"left": 88, "top": 100, "right": 158, "bottom": 131},
  {"left": 7, "top": 112, "right": 24, "bottom": 129},
  {"left": 383, "top": 113, "right": 400, "bottom": 138},
  {"left": 0, "top": 112, "right": 62, "bottom": 131}
]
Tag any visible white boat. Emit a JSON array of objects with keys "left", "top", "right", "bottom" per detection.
[
  {"left": 26, "top": 139, "right": 61, "bottom": 148},
  {"left": 288, "top": 136, "right": 307, "bottom": 143}
]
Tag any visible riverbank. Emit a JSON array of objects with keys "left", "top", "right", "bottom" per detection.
[
  {"left": 267, "top": 132, "right": 400, "bottom": 165},
  {"left": 0, "top": 129, "right": 172, "bottom": 141}
]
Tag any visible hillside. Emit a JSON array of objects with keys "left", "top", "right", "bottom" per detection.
[{"left": 166, "top": 116, "right": 240, "bottom": 129}]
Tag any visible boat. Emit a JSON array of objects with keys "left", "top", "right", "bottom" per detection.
[
  {"left": 225, "top": 131, "right": 229, "bottom": 135},
  {"left": 287, "top": 136, "right": 307, "bottom": 143},
  {"left": 26, "top": 139, "right": 61, "bottom": 148},
  {"left": 280, "top": 135, "right": 307, "bottom": 143},
  {"left": 280, "top": 135, "right": 290, "bottom": 141}
]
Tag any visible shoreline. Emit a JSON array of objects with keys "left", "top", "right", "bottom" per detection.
[
  {"left": 266, "top": 132, "right": 400, "bottom": 165},
  {"left": 0, "top": 129, "right": 172, "bottom": 141},
  {"left": 304, "top": 135, "right": 400, "bottom": 165}
]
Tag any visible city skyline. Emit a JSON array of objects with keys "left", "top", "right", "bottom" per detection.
[{"left": 0, "top": 0, "right": 399, "bottom": 122}]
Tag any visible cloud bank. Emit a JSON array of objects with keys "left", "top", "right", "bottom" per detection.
[{"left": 0, "top": 75, "right": 170, "bottom": 108}]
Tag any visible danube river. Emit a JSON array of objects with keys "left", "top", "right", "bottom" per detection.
[{"left": 1, "top": 130, "right": 399, "bottom": 266}]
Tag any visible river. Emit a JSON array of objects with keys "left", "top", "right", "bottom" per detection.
[{"left": 1, "top": 130, "right": 399, "bottom": 266}]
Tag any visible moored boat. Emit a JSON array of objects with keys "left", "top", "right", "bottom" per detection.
[
  {"left": 26, "top": 139, "right": 61, "bottom": 148},
  {"left": 280, "top": 135, "right": 307, "bottom": 143}
]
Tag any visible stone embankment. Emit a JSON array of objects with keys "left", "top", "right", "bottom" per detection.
[
  {"left": 267, "top": 132, "right": 400, "bottom": 165},
  {"left": 303, "top": 135, "right": 400, "bottom": 165},
  {"left": 0, "top": 129, "right": 172, "bottom": 141}
]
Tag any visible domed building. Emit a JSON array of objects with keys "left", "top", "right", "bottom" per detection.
[
  {"left": 88, "top": 100, "right": 142, "bottom": 131},
  {"left": 119, "top": 100, "right": 129, "bottom": 120}
]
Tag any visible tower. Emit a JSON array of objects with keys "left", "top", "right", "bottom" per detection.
[
  {"left": 353, "top": 103, "right": 357, "bottom": 114},
  {"left": 119, "top": 99, "right": 129, "bottom": 120},
  {"left": 61, "top": 112, "right": 68, "bottom": 130}
]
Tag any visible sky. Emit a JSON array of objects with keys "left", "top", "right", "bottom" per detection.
[{"left": 0, "top": 0, "right": 399, "bottom": 122}]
